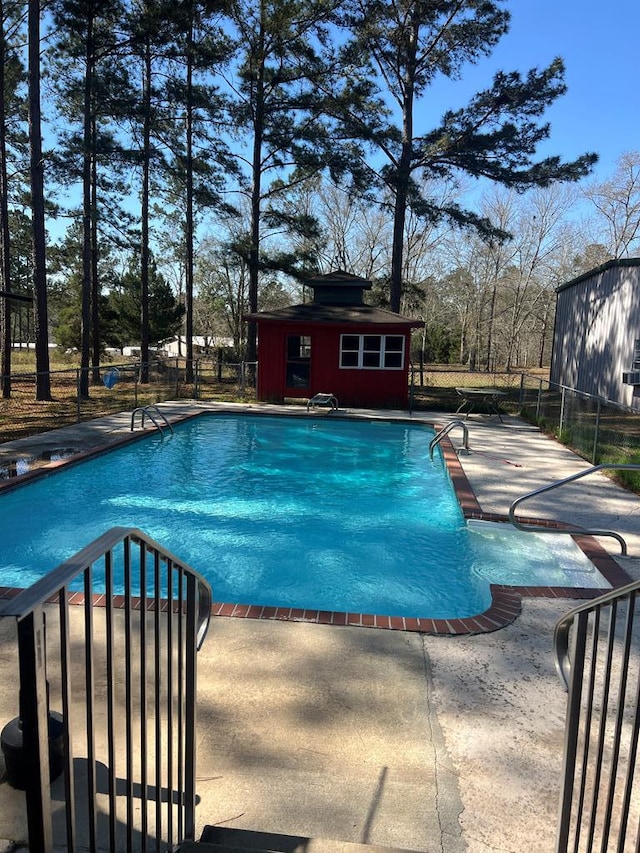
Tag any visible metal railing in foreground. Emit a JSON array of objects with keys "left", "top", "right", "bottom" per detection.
[
  {"left": 0, "top": 527, "right": 212, "bottom": 853},
  {"left": 554, "top": 579, "right": 640, "bottom": 852}
]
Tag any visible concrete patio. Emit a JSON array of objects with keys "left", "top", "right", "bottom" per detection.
[{"left": 0, "top": 402, "right": 638, "bottom": 851}]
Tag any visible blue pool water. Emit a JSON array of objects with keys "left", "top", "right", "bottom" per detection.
[{"left": 0, "top": 414, "right": 607, "bottom": 618}]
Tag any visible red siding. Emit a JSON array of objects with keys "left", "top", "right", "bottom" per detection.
[{"left": 256, "top": 321, "right": 413, "bottom": 408}]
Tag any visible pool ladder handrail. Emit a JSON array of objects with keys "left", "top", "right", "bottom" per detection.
[
  {"left": 130, "top": 405, "right": 174, "bottom": 437},
  {"left": 508, "top": 463, "right": 640, "bottom": 555},
  {"left": 429, "top": 420, "right": 470, "bottom": 460}
]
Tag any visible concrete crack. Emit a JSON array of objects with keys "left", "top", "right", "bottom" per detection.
[{"left": 420, "top": 635, "right": 467, "bottom": 853}]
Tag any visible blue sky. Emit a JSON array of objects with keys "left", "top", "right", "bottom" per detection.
[{"left": 424, "top": 0, "right": 639, "bottom": 185}]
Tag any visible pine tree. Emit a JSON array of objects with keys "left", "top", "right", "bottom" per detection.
[
  {"left": 0, "top": 0, "right": 28, "bottom": 397},
  {"left": 107, "top": 251, "right": 185, "bottom": 349},
  {"left": 224, "top": 0, "right": 359, "bottom": 364},
  {"left": 124, "top": 0, "right": 185, "bottom": 382},
  {"left": 343, "top": 0, "right": 598, "bottom": 312},
  {"left": 49, "top": 0, "right": 133, "bottom": 395},
  {"left": 28, "top": 0, "right": 51, "bottom": 399},
  {"left": 158, "top": 0, "right": 236, "bottom": 383}
]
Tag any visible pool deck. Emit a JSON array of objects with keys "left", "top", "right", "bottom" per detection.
[{"left": 1, "top": 401, "right": 639, "bottom": 852}]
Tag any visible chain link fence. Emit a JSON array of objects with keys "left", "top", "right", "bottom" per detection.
[
  {"left": 520, "top": 377, "right": 640, "bottom": 489},
  {"left": 0, "top": 357, "right": 257, "bottom": 443},
  {"left": 409, "top": 366, "right": 525, "bottom": 412},
  {"left": 193, "top": 358, "right": 257, "bottom": 400},
  {"left": 3, "top": 359, "right": 640, "bottom": 486},
  {"left": 0, "top": 360, "right": 531, "bottom": 443}
]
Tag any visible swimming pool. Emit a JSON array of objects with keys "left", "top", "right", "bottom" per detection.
[{"left": 0, "top": 413, "right": 608, "bottom": 619}]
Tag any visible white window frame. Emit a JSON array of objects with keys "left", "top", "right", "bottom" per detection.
[{"left": 339, "top": 333, "right": 405, "bottom": 370}]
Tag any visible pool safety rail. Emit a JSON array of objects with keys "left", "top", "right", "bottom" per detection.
[
  {"left": 0, "top": 527, "right": 212, "bottom": 852},
  {"left": 509, "top": 464, "right": 640, "bottom": 555},
  {"left": 429, "top": 419, "right": 470, "bottom": 460},
  {"left": 130, "top": 404, "right": 174, "bottom": 436},
  {"left": 553, "top": 578, "right": 640, "bottom": 852}
]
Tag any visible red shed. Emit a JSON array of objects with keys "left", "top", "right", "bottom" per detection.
[{"left": 245, "top": 271, "right": 423, "bottom": 408}]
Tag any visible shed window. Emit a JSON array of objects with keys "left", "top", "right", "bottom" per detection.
[
  {"left": 286, "top": 335, "right": 311, "bottom": 387},
  {"left": 340, "top": 334, "right": 405, "bottom": 370}
]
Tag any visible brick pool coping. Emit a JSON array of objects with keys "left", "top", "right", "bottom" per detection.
[{"left": 0, "top": 410, "right": 632, "bottom": 635}]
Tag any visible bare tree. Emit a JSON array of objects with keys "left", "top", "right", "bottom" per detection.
[
  {"left": 196, "top": 240, "right": 249, "bottom": 352},
  {"left": 437, "top": 184, "right": 582, "bottom": 370},
  {"left": 316, "top": 183, "right": 390, "bottom": 281},
  {"left": 498, "top": 186, "right": 579, "bottom": 369},
  {"left": 582, "top": 150, "right": 640, "bottom": 258}
]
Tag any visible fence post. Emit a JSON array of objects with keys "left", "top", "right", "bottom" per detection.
[
  {"left": 519, "top": 372, "right": 525, "bottom": 405},
  {"left": 194, "top": 360, "right": 200, "bottom": 400},
  {"left": 175, "top": 357, "right": 179, "bottom": 397},
  {"left": 559, "top": 385, "right": 566, "bottom": 435},
  {"left": 76, "top": 369, "right": 82, "bottom": 422},
  {"left": 592, "top": 398, "right": 602, "bottom": 464}
]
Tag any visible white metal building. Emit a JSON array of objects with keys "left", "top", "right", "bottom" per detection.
[{"left": 550, "top": 259, "right": 640, "bottom": 409}]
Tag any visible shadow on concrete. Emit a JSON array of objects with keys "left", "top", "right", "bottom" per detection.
[{"left": 49, "top": 757, "right": 199, "bottom": 851}]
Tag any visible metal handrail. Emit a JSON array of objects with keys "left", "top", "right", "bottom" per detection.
[
  {"left": 429, "top": 419, "right": 470, "bottom": 460},
  {"left": 130, "top": 405, "right": 174, "bottom": 436},
  {"left": 0, "top": 527, "right": 212, "bottom": 852},
  {"left": 553, "top": 578, "right": 640, "bottom": 852},
  {"left": 0, "top": 527, "right": 211, "bottom": 646},
  {"left": 508, "top": 464, "right": 640, "bottom": 555},
  {"left": 553, "top": 577, "right": 640, "bottom": 690}
]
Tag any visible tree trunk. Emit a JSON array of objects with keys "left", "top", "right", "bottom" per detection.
[
  {"left": 91, "top": 125, "right": 100, "bottom": 383},
  {"left": 390, "top": 156, "right": 409, "bottom": 314},
  {"left": 459, "top": 306, "right": 468, "bottom": 366},
  {"left": 484, "top": 281, "right": 497, "bottom": 372},
  {"left": 538, "top": 299, "right": 550, "bottom": 369},
  {"left": 184, "top": 6, "right": 194, "bottom": 384},
  {"left": 140, "top": 30, "right": 151, "bottom": 384},
  {"left": 28, "top": 0, "right": 51, "bottom": 400},
  {"left": 246, "top": 9, "right": 265, "bottom": 369},
  {"left": 0, "top": 0, "right": 12, "bottom": 398},
  {"left": 389, "top": 17, "right": 417, "bottom": 314},
  {"left": 79, "top": 9, "right": 94, "bottom": 398}
]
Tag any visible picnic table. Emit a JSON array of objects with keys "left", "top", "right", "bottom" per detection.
[{"left": 455, "top": 387, "right": 506, "bottom": 422}]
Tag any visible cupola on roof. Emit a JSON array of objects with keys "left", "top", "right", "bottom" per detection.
[{"left": 305, "top": 270, "right": 372, "bottom": 306}]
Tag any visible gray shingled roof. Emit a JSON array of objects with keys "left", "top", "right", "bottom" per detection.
[
  {"left": 244, "top": 303, "right": 423, "bottom": 326},
  {"left": 304, "top": 269, "right": 373, "bottom": 288}
]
